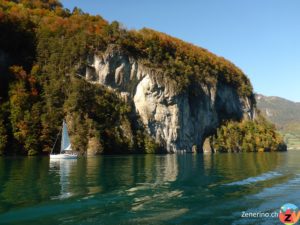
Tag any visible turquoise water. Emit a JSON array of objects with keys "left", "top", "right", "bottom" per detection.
[{"left": 0, "top": 152, "right": 299, "bottom": 225}]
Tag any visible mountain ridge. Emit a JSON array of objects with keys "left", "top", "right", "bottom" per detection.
[{"left": 256, "top": 94, "right": 300, "bottom": 150}]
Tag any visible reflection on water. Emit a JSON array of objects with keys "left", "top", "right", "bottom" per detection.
[
  {"left": 155, "top": 154, "right": 178, "bottom": 182},
  {"left": 49, "top": 159, "right": 77, "bottom": 199},
  {"left": 0, "top": 152, "right": 299, "bottom": 225},
  {"left": 0, "top": 157, "right": 51, "bottom": 213}
]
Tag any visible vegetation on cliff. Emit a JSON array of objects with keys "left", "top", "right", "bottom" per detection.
[
  {"left": 210, "top": 115, "right": 286, "bottom": 152},
  {"left": 0, "top": 0, "right": 285, "bottom": 155}
]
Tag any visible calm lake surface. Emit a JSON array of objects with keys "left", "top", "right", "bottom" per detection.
[{"left": 0, "top": 152, "right": 299, "bottom": 225}]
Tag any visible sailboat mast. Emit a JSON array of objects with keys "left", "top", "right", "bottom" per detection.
[
  {"left": 61, "top": 120, "right": 65, "bottom": 153},
  {"left": 50, "top": 128, "right": 61, "bottom": 155}
]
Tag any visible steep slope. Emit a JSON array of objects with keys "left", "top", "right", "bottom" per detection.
[
  {"left": 82, "top": 45, "right": 255, "bottom": 152},
  {"left": 256, "top": 94, "right": 300, "bottom": 149},
  {"left": 0, "top": 0, "right": 285, "bottom": 155}
]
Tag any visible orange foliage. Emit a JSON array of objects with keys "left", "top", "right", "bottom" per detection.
[
  {"left": 31, "top": 88, "right": 38, "bottom": 96},
  {"left": 9, "top": 65, "right": 27, "bottom": 80},
  {"left": 9, "top": 65, "right": 39, "bottom": 96}
]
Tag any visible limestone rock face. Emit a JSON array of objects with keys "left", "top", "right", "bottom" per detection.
[
  {"left": 83, "top": 45, "right": 255, "bottom": 153},
  {"left": 202, "top": 137, "right": 214, "bottom": 153}
]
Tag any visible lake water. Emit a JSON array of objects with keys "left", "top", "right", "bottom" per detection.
[{"left": 0, "top": 152, "right": 299, "bottom": 225}]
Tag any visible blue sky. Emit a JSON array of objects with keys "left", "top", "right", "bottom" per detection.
[{"left": 61, "top": 0, "right": 300, "bottom": 102}]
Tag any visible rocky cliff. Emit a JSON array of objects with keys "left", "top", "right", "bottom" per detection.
[
  {"left": 0, "top": 0, "right": 284, "bottom": 156},
  {"left": 82, "top": 45, "right": 255, "bottom": 153}
]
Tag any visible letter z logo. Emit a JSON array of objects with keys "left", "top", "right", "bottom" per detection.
[{"left": 284, "top": 214, "right": 292, "bottom": 222}]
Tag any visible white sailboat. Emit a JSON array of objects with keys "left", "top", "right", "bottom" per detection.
[{"left": 50, "top": 120, "right": 77, "bottom": 159}]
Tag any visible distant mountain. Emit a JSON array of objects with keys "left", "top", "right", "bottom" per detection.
[{"left": 256, "top": 94, "right": 300, "bottom": 150}]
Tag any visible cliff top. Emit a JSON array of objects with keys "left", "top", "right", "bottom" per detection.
[{"left": 1, "top": 0, "right": 253, "bottom": 97}]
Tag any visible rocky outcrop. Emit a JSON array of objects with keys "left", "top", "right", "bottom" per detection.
[
  {"left": 203, "top": 137, "right": 214, "bottom": 153},
  {"left": 82, "top": 45, "right": 255, "bottom": 153}
]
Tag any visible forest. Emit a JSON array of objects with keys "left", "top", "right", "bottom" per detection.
[{"left": 0, "top": 0, "right": 286, "bottom": 155}]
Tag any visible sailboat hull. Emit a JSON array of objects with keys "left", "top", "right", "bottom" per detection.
[{"left": 50, "top": 154, "right": 77, "bottom": 159}]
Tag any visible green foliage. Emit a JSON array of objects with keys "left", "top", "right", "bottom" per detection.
[
  {"left": 62, "top": 78, "right": 139, "bottom": 154},
  {"left": 0, "top": 101, "right": 10, "bottom": 155},
  {"left": 13, "top": 0, "right": 62, "bottom": 10},
  {"left": 0, "top": 7, "right": 36, "bottom": 98},
  {"left": 0, "top": 118, "right": 8, "bottom": 155},
  {"left": 144, "top": 135, "right": 161, "bottom": 154},
  {"left": 116, "top": 28, "right": 253, "bottom": 96},
  {"left": 212, "top": 115, "right": 287, "bottom": 152},
  {"left": 7, "top": 66, "right": 42, "bottom": 155}
]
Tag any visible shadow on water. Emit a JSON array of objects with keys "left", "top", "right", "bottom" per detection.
[{"left": 0, "top": 152, "right": 297, "bottom": 225}]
